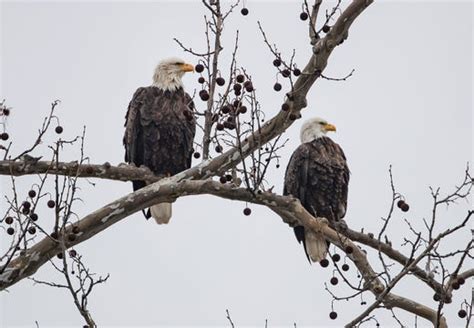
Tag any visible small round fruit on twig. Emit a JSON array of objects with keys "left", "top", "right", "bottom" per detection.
[
  {"left": 216, "top": 77, "right": 225, "bottom": 86},
  {"left": 400, "top": 202, "right": 410, "bottom": 212},
  {"left": 195, "top": 64, "right": 204, "bottom": 73},
  {"left": 320, "top": 258, "right": 329, "bottom": 267},
  {"left": 0, "top": 132, "right": 9, "bottom": 141}
]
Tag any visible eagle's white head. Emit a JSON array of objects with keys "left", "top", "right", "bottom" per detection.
[
  {"left": 300, "top": 117, "right": 337, "bottom": 143},
  {"left": 152, "top": 57, "right": 194, "bottom": 91}
]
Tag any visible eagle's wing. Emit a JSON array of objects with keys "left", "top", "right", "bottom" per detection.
[
  {"left": 183, "top": 92, "right": 197, "bottom": 168},
  {"left": 124, "top": 87, "right": 147, "bottom": 191},
  {"left": 332, "top": 142, "right": 350, "bottom": 219},
  {"left": 283, "top": 143, "right": 311, "bottom": 261}
]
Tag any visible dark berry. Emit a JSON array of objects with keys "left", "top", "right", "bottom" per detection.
[
  {"left": 273, "top": 83, "right": 282, "bottom": 91},
  {"left": 241, "top": 7, "right": 249, "bottom": 16},
  {"left": 330, "top": 277, "right": 339, "bottom": 285},
  {"left": 57, "top": 252, "right": 63, "bottom": 259},
  {"left": 458, "top": 309, "right": 467, "bottom": 318},
  {"left": 243, "top": 207, "right": 251, "bottom": 216},
  {"left": 103, "top": 161, "right": 111, "bottom": 169},
  {"left": 452, "top": 282, "right": 460, "bottom": 290},
  {"left": 28, "top": 226, "right": 36, "bottom": 235},
  {"left": 322, "top": 25, "right": 331, "bottom": 33},
  {"left": 273, "top": 58, "right": 282, "bottom": 67},
  {"left": 225, "top": 174, "right": 233, "bottom": 182},
  {"left": 5, "top": 216, "right": 13, "bottom": 225},
  {"left": 332, "top": 253, "right": 341, "bottom": 262},
  {"left": 233, "top": 84, "right": 242, "bottom": 92},
  {"left": 329, "top": 311, "right": 337, "bottom": 320},
  {"left": 216, "top": 77, "right": 225, "bottom": 86},
  {"left": 281, "top": 103, "right": 290, "bottom": 111},
  {"left": 368, "top": 232, "right": 374, "bottom": 238},
  {"left": 47, "top": 200, "right": 56, "bottom": 208},
  {"left": 400, "top": 203, "right": 410, "bottom": 212},
  {"left": 2, "top": 108, "right": 10, "bottom": 116},
  {"left": 216, "top": 123, "right": 224, "bottom": 131},
  {"left": 195, "top": 64, "right": 204, "bottom": 73},
  {"left": 219, "top": 176, "right": 227, "bottom": 184},
  {"left": 300, "top": 12, "right": 308, "bottom": 21},
  {"left": 433, "top": 293, "right": 441, "bottom": 301},
  {"left": 22, "top": 207, "right": 30, "bottom": 215},
  {"left": 199, "top": 90, "right": 210, "bottom": 101},
  {"left": 67, "top": 233, "right": 76, "bottom": 242},
  {"left": 238, "top": 106, "right": 247, "bottom": 114},
  {"left": 198, "top": 77, "right": 205, "bottom": 84},
  {"left": 223, "top": 121, "right": 235, "bottom": 130},
  {"left": 289, "top": 113, "right": 297, "bottom": 120},
  {"left": 72, "top": 226, "right": 80, "bottom": 234},
  {"left": 458, "top": 277, "right": 465, "bottom": 285},
  {"left": 342, "top": 263, "right": 349, "bottom": 271},
  {"left": 193, "top": 152, "right": 201, "bottom": 159},
  {"left": 233, "top": 100, "right": 241, "bottom": 108},
  {"left": 397, "top": 200, "right": 405, "bottom": 208},
  {"left": 69, "top": 249, "right": 77, "bottom": 257},
  {"left": 30, "top": 213, "right": 38, "bottom": 221},
  {"left": 236, "top": 74, "right": 245, "bottom": 83},
  {"left": 245, "top": 83, "right": 254, "bottom": 92},
  {"left": 293, "top": 68, "right": 301, "bottom": 76},
  {"left": 0, "top": 133, "right": 9, "bottom": 141},
  {"left": 320, "top": 259, "right": 329, "bottom": 267},
  {"left": 7, "top": 227, "right": 14, "bottom": 235},
  {"left": 22, "top": 201, "right": 31, "bottom": 209},
  {"left": 345, "top": 245, "right": 353, "bottom": 254},
  {"left": 28, "top": 190, "right": 37, "bottom": 198},
  {"left": 281, "top": 69, "right": 291, "bottom": 78},
  {"left": 55, "top": 126, "right": 63, "bottom": 134},
  {"left": 221, "top": 105, "right": 231, "bottom": 114},
  {"left": 215, "top": 145, "right": 223, "bottom": 153}
]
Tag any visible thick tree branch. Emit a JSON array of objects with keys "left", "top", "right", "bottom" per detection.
[
  {"left": 0, "top": 158, "right": 453, "bottom": 300},
  {"left": 0, "top": 177, "right": 457, "bottom": 327},
  {"left": 0, "top": 160, "right": 160, "bottom": 183}
]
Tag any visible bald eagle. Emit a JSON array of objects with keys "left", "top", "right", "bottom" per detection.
[
  {"left": 283, "top": 118, "right": 350, "bottom": 262},
  {"left": 124, "top": 58, "right": 196, "bottom": 224}
]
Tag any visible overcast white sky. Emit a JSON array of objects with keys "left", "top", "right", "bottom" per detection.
[{"left": 0, "top": 1, "right": 472, "bottom": 327}]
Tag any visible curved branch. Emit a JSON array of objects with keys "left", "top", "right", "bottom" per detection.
[
  {"left": 0, "top": 158, "right": 450, "bottom": 298},
  {"left": 0, "top": 160, "right": 160, "bottom": 183},
  {"left": 0, "top": 178, "right": 454, "bottom": 327}
]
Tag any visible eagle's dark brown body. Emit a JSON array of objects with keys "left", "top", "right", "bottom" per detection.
[
  {"left": 124, "top": 86, "right": 196, "bottom": 197},
  {"left": 283, "top": 136, "right": 349, "bottom": 261}
]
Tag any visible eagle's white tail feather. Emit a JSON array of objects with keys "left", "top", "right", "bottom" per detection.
[
  {"left": 305, "top": 230, "right": 328, "bottom": 262},
  {"left": 150, "top": 203, "right": 172, "bottom": 224}
]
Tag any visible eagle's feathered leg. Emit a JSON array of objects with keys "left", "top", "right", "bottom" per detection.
[{"left": 132, "top": 180, "right": 151, "bottom": 219}]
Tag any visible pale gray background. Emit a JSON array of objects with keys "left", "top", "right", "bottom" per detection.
[{"left": 0, "top": 1, "right": 472, "bottom": 327}]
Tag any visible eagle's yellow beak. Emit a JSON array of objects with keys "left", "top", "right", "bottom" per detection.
[
  {"left": 324, "top": 123, "right": 337, "bottom": 132},
  {"left": 180, "top": 63, "right": 194, "bottom": 72}
]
